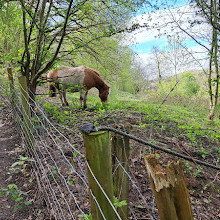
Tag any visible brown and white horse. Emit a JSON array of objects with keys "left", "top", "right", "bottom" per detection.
[{"left": 47, "top": 66, "right": 110, "bottom": 108}]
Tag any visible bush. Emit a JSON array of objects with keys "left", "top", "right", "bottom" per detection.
[{"left": 181, "top": 72, "right": 200, "bottom": 96}]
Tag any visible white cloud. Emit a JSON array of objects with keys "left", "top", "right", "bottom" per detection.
[
  {"left": 125, "top": 3, "right": 211, "bottom": 47},
  {"left": 122, "top": 3, "right": 212, "bottom": 78}
]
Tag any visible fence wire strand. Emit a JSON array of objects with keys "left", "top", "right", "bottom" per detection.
[
  {"left": 1, "top": 74, "right": 219, "bottom": 220},
  {"left": 0, "top": 77, "right": 157, "bottom": 219}
]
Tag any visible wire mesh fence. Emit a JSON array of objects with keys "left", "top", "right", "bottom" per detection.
[
  {"left": 0, "top": 71, "right": 219, "bottom": 220},
  {"left": 0, "top": 73, "right": 156, "bottom": 219}
]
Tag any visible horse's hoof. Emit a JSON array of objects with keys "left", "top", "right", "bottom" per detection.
[{"left": 62, "top": 103, "right": 69, "bottom": 106}]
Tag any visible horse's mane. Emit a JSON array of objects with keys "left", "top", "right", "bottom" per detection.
[{"left": 87, "top": 67, "right": 101, "bottom": 77}]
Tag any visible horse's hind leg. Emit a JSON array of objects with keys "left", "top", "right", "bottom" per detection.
[{"left": 80, "top": 91, "right": 88, "bottom": 109}]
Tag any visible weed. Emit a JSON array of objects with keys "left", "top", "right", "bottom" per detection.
[
  {"left": 78, "top": 214, "right": 92, "bottom": 220},
  {"left": 1, "top": 184, "right": 32, "bottom": 211},
  {"left": 50, "top": 166, "right": 58, "bottom": 180},
  {"left": 68, "top": 179, "right": 76, "bottom": 186},
  {"left": 10, "top": 155, "right": 35, "bottom": 175},
  {"left": 193, "top": 167, "right": 203, "bottom": 178},
  {"left": 113, "top": 196, "right": 127, "bottom": 208},
  {"left": 197, "top": 148, "right": 208, "bottom": 159}
]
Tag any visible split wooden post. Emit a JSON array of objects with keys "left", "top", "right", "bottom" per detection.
[
  {"left": 7, "top": 68, "right": 16, "bottom": 110},
  {"left": 144, "top": 155, "right": 194, "bottom": 220},
  {"left": 83, "top": 130, "right": 115, "bottom": 220},
  {"left": 18, "top": 75, "right": 35, "bottom": 155},
  {"left": 112, "top": 125, "right": 130, "bottom": 220}
]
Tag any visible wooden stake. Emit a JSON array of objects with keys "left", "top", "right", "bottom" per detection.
[
  {"left": 112, "top": 125, "right": 130, "bottom": 220},
  {"left": 7, "top": 68, "right": 15, "bottom": 110},
  {"left": 18, "top": 76, "right": 35, "bottom": 154},
  {"left": 144, "top": 155, "right": 194, "bottom": 220},
  {"left": 83, "top": 131, "right": 115, "bottom": 220}
]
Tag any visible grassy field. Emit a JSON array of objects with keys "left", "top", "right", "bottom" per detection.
[
  {"left": 1, "top": 81, "right": 219, "bottom": 219},
  {"left": 41, "top": 87, "right": 220, "bottom": 146}
]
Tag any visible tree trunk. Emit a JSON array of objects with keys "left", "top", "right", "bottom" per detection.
[
  {"left": 29, "top": 80, "right": 37, "bottom": 107},
  {"left": 208, "top": 0, "right": 219, "bottom": 120}
]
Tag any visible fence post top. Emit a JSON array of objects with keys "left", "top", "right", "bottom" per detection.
[
  {"left": 85, "top": 130, "right": 108, "bottom": 136},
  {"left": 81, "top": 122, "right": 98, "bottom": 135}
]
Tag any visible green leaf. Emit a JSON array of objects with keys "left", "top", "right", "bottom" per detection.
[
  {"left": 24, "top": 201, "right": 32, "bottom": 206},
  {"left": 15, "top": 197, "right": 24, "bottom": 202}
]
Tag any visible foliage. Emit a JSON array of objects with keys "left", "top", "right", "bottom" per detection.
[
  {"left": 1, "top": 184, "right": 32, "bottom": 211},
  {"left": 157, "top": 72, "right": 200, "bottom": 98},
  {"left": 10, "top": 155, "right": 35, "bottom": 175},
  {"left": 0, "top": 0, "right": 149, "bottom": 101},
  {"left": 113, "top": 196, "right": 127, "bottom": 208},
  {"left": 78, "top": 213, "right": 92, "bottom": 220},
  {"left": 0, "top": 2, "right": 23, "bottom": 66},
  {"left": 180, "top": 72, "right": 200, "bottom": 96},
  {"left": 41, "top": 83, "right": 220, "bottom": 147}
]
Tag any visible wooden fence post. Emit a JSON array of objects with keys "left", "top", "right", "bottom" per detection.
[
  {"left": 18, "top": 75, "right": 35, "bottom": 155},
  {"left": 144, "top": 154, "right": 194, "bottom": 220},
  {"left": 112, "top": 125, "right": 130, "bottom": 220},
  {"left": 7, "top": 68, "right": 16, "bottom": 110},
  {"left": 83, "top": 130, "right": 115, "bottom": 220}
]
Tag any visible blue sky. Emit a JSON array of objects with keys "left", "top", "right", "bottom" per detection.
[
  {"left": 129, "top": 0, "right": 200, "bottom": 55},
  {"left": 125, "top": 0, "right": 210, "bottom": 73},
  {"left": 130, "top": 37, "right": 202, "bottom": 54},
  {"left": 138, "top": 0, "right": 189, "bottom": 15}
]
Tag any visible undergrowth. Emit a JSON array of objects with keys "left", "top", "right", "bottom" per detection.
[{"left": 42, "top": 88, "right": 220, "bottom": 149}]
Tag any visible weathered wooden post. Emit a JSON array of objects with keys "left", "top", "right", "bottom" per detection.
[
  {"left": 18, "top": 75, "right": 35, "bottom": 155},
  {"left": 7, "top": 68, "right": 16, "bottom": 110},
  {"left": 144, "top": 154, "right": 194, "bottom": 220},
  {"left": 83, "top": 127, "right": 115, "bottom": 220},
  {"left": 112, "top": 125, "right": 130, "bottom": 220}
]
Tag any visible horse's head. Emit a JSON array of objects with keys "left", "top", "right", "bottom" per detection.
[{"left": 99, "top": 86, "right": 110, "bottom": 103}]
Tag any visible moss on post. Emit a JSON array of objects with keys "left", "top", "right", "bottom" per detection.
[
  {"left": 83, "top": 130, "right": 115, "bottom": 220},
  {"left": 112, "top": 127, "right": 130, "bottom": 220},
  {"left": 144, "top": 155, "right": 194, "bottom": 220}
]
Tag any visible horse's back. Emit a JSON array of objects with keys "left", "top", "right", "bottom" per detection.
[
  {"left": 47, "top": 66, "right": 105, "bottom": 90},
  {"left": 48, "top": 66, "right": 85, "bottom": 85}
]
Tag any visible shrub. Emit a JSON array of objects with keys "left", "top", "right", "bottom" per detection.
[{"left": 181, "top": 72, "right": 200, "bottom": 96}]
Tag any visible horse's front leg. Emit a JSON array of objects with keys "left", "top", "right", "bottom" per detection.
[
  {"left": 80, "top": 91, "right": 88, "bottom": 109},
  {"left": 58, "top": 90, "right": 64, "bottom": 106},
  {"left": 63, "top": 90, "right": 69, "bottom": 106},
  {"left": 59, "top": 90, "right": 68, "bottom": 106}
]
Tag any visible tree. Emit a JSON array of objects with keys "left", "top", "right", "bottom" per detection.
[
  {"left": 151, "top": 46, "right": 163, "bottom": 84},
  {"left": 159, "top": 0, "right": 219, "bottom": 119},
  {"left": 190, "top": 0, "right": 219, "bottom": 119},
  {"left": 164, "top": 35, "right": 192, "bottom": 81},
  {"left": 0, "top": 2, "right": 23, "bottom": 66},
  {"left": 1, "top": 0, "right": 148, "bottom": 103},
  {"left": 131, "top": 61, "right": 148, "bottom": 93}
]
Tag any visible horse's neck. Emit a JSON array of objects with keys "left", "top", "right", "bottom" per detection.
[{"left": 95, "top": 78, "right": 108, "bottom": 92}]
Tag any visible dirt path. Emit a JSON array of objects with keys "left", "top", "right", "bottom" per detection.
[
  {"left": 0, "top": 109, "right": 19, "bottom": 219},
  {"left": 0, "top": 106, "right": 34, "bottom": 220}
]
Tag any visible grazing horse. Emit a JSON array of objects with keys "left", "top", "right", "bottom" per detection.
[{"left": 47, "top": 66, "right": 110, "bottom": 108}]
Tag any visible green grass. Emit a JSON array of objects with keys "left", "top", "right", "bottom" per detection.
[{"left": 43, "top": 88, "right": 220, "bottom": 145}]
